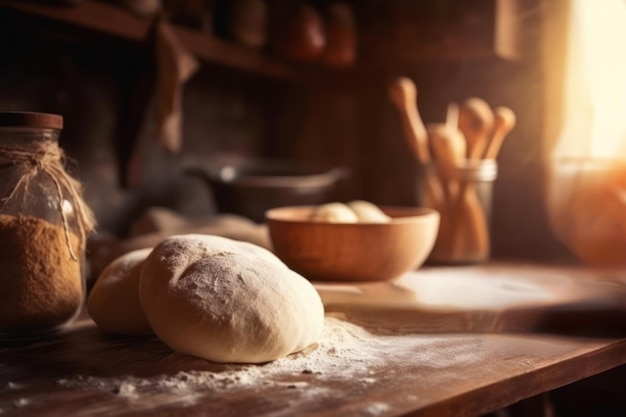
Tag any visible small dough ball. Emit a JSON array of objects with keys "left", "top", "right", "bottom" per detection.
[
  {"left": 129, "top": 207, "right": 189, "bottom": 237},
  {"left": 139, "top": 234, "right": 324, "bottom": 364},
  {"left": 348, "top": 200, "right": 391, "bottom": 223},
  {"left": 310, "top": 202, "right": 358, "bottom": 223},
  {"left": 88, "top": 248, "right": 154, "bottom": 335}
]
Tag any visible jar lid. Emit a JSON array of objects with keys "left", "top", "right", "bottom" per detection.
[{"left": 0, "top": 112, "right": 63, "bottom": 130}]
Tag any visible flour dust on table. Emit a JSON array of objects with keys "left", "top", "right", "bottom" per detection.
[{"left": 47, "top": 316, "right": 488, "bottom": 412}]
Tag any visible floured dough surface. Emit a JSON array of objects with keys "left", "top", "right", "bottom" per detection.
[
  {"left": 138, "top": 234, "right": 325, "bottom": 364},
  {"left": 88, "top": 248, "right": 154, "bottom": 335}
]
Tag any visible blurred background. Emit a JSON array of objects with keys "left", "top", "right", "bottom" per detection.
[{"left": 0, "top": 0, "right": 621, "bottom": 267}]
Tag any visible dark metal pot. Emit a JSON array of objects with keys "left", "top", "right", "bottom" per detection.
[{"left": 185, "top": 159, "right": 347, "bottom": 223}]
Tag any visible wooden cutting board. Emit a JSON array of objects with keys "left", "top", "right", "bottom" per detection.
[{"left": 313, "top": 263, "right": 626, "bottom": 335}]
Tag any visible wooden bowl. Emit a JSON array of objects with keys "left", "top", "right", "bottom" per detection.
[{"left": 266, "top": 206, "right": 440, "bottom": 282}]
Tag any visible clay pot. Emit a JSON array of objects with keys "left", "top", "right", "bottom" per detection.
[
  {"left": 229, "top": 0, "right": 268, "bottom": 48},
  {"left": 273, "top": 3, "right": 326, "bottom": 61},
  {"left": 322, "top": 3, "right": 357, "bottom": 67}
]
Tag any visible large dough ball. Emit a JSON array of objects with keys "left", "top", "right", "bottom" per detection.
[
  {"left": 87, "top": 248, "right": 154, "bottom": 335},
  {"left": 138, "top": 234, "right": 324, "bottom": 364},
  {"left": 348, "top": 200, "right": 391, "bottom": 223}
]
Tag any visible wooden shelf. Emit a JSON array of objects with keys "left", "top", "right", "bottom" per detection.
[
  {"left": 0, "top": 0, "right": 300, "bottom": 81},
  {"left": 0, "top": 0, "right": 525, "bottom": 83},
  {"left": 359, "top": 0, "right": 525, "bottom": 65},
  {"left": 173, "top": 25, "right": 300, "bottom": 81}
]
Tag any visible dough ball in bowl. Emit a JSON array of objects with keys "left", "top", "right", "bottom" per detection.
[
  {"left": 347, "top": 200, "right": 391, "bottom": 223},
  {"left": 139, "top": 234, "right": 324, "bottom": 364},
  {"left": 88, "top": 248, "right": 154, "bottom": 335},
  {"left": 309, "top": 202, "right": 358, "bottom": 223},
  {"left": 309, "top": 200, "right": 391, "bottom": 224}
]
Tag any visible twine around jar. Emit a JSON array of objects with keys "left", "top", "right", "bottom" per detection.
[{"left": 0, "top": 142, "right": 96, "bottom": 261}]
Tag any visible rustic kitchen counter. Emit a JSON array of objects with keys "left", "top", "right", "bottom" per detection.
[{"left": 2, "top": 264, "right": 626, "bottom": 417}]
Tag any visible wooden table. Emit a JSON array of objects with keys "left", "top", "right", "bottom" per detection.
[{"left": 2, "top": 264, "right": 626, "bottom": 417}]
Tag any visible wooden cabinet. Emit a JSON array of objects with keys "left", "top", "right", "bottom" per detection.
[{"left": 0, "top": 0, "right": 298, "bottom": 80}]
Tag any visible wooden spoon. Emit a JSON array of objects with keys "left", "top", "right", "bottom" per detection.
[
  {"left": 452, "top": 98, "right": 494, "bottom": 260},
  {"left": 428, "top": 122, "right": 487, "bottom": 262},
  {"left": 426, "top": 122, "right": 467, "bottom": 260},
  {"left": 428, "top": 123, "right": 466, "bottom": 199},
  {"left": 459, "top": 98, "right": 494, "bottom": 160},
  {"left": 428, "top": 124, "right": 466, "bottom": 171},
  {"left": 483, "top": 106, "right": 516, "bottom": 159},
  {"left": 452, "top": 98, "right": 494, "bottom": 262}
]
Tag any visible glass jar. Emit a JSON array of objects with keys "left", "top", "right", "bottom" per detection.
[
  {"left": 422, "top": 159, "right": 498, "bottom": 264},
  {"left": 0, "top": 111, "right": 92, "bottom": 342},
  {"left": 548, "top": 158, "right": 626, "bottom": 266}
]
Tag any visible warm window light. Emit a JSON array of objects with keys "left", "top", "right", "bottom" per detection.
[
  {"left": 553, "top": 0, "right": 626, "bottom": 158},
  {"left": 548, "top": 0, "right": 626, "bottom": 265}
]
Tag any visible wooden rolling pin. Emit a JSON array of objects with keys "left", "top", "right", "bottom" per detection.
[{"left": 389, "top": 77, "right": 445, "bottom": 210}]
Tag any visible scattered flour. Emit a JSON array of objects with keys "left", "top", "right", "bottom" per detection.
[
  {"left": 364, "top": 402, "right": 391, "bottom": 416},
  {"left": 113, "top": 382, "right": 137, "bottom": 398},
  {"left": 50, "top": 315, "right": 487, "bottom": 411},
  {"left": 13, "top": 398, "right": 29, "bottom": 408},
  {"left": 5, "top": 382, "right": 20, "bottom": 390}
]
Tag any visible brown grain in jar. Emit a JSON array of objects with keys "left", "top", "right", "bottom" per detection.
[{"left": 0, "top": 112, "right": 96, "bottom": 341}]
